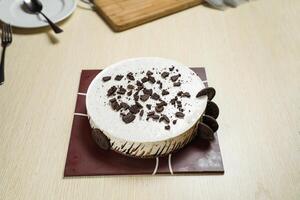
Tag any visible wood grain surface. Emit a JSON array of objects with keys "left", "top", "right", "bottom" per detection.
[
  {"left": 94, "top": 0, "right": 203, "bottom": 31},
  {"left": 0, "top": 0, "right": 299, "bottom": 199}
]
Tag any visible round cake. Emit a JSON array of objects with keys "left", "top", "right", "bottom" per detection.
[{"left": 86, "top": 57, "right": 208, "bottom": 158}]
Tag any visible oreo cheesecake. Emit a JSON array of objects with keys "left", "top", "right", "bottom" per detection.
[{"left": 86, "top": 57, "right": 208, "bottom": 158}]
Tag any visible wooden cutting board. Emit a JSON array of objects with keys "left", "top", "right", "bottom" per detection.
[{"left": 94, "top": 0, "right": 204, "bottom": 32}]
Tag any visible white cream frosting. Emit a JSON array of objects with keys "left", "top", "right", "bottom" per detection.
[{"left": 86, "top": 57, "right": 207, "bottom": 143}]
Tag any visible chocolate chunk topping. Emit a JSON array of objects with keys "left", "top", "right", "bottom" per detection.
[
  {"left": 134, "top": 94, "right": 139, "bottom": 101},
  {"left": 139, "top": 109, "right": 144, "bottom": 117},
  {"left": 162, "top": 89, "right": 169, "bottom": 96},
  {"left": 129, "top": 105, "right": 140, "bottom": 114},
  {"left": 140, "top": 94, "right": 150, "bottom": 102},
  {"left": 127, "top": 90, "right": 132, "bottom": 96},
  {"left": 156, "top": 80, "right": 163, "bottom": 89},
  {"left": 170, "top": 98, "right": 176, "bottom": 105},
  {"left": 115, "top": 75, "right": 124, "bottom": 81},
  {"left": 107, "top": 86, "right": 117, "bottom": 96},
  {"left": 135, "top": 101, "right": 143, "bottom": 109},
  {"left": 143, "top": 88, "right": 153, "bottom": 96},
  {"left": 148, "top": 76, "right": 156, "bottom": 84},
  {"left": 173, "top": 82, "right": 181, "bottom": 87},
  {"left": 177, "top": 91, "right": 183, "bottom": 96},
  {"left": 147, "top": 111, "right": 155, "bottom": 116},
  {"left": 122, "top": 113, "right": 136, "bottom": 124},
  {"left": 146, "top": 104, "right": 152, "bottom": 110},
  {"left": 117, "top": 86, "right": 126, "bottom": 94},
  {"left": 161, "top": 72, "right": 169, "bottom": 78},
  {"left": 175, "top": 112, "right": 185, "bottom": 118},
  {"left": 141, "top": 77, "right": 148, "bottom": 83},
  {"left": 172, "top": 120, "right": 177, "bottom": 124},
  {"left": 151, "top": 93, "right": 160, "bottom": 100},
  {"left": 155, "top": 105, "right": 164, "bottom": 113},
  {"left": 169, "top": 66, "right": 175, "bottom": 71},
  {"left": 161, "top": 114, "right": 170, "bottom": 123},
  {"left": 156, "top": 100, "right": 167, "bottom": 107},
  {"left": 146, "top": 70, "right": 153, "bottom": 76},
  {"left": 102, "top": 76, "right": 111, "bottom": 82},
  {"left": 111, "top": 101, "right": 121, "bottom": 111},
  {"left": 137, "top": 85, "right": 144, "bottom": 91},
  {"left": 117, "top": 95, "right": 121, "bottom": 99},
  {"left": 120, "top": 102, "right": 129, "bottom": 109},
  {"left": 109, "top": 98, "right": 117, "bottom": 103},
  {"left": 165, "top": 125, "right": 170, "bottom": 130},
  {"left": 150, "top": 114, "right": 159, "bottom": 120},
  {"left": 126, "top": 72, "right": 135, "bottom": 80},
  {"left": 127, "top": 84, "right": 135, "bottom": 90},
  {"left": 136, "top": 80, "right": 143, "bottom": 87},
  {"left": 170, "top": 74, "right": 180, "bottom": 82},
  {"left": 182, "top": 92, "right": 190, "bottom": 98}
]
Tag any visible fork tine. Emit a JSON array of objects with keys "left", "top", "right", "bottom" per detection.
[{"left": 7, "top": 24, "right": 12, "bottom": 42}]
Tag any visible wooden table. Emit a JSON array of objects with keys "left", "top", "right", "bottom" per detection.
[{"left": 0, "top": 0, "right": 299, "bottom": 199}]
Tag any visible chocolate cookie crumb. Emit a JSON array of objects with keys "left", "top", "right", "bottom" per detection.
[
  {"left": 126, "top": 72, "right": 135, "bottom": 80},
  {"left": 140, "top": 94, "right": 150, "bottom": 102},
  {"left": 109, "top": 98, "right": 116, "bottom": 103},
  {"left": 117, "top": 86, "right": 126, "bottom": 94},
  {"left": 146, "top": 70, "right": 153, "bottom": 76},
  {"left": 129, "top": 105, "right": 140, "bottom": 114},
  {"left": 115, "top": 75, "right": 124, "bottom": 81},
  {"left": 162, "top": 89, "right": 169, "bottom": 96},
  {"left": 146, "top": 104, "right": 152, "bottom": 110},
  {"left": 143, "top": 88, "right": 153, "bottom": 96},
  {"left": 151, "top": 114, "right": 159, "bottom": 120},
  {"left": 102, "top": 76, "right": 111, "bottom": 82},
  {"left": 120, "top": 102, "right": 129, "bottom": 109},
  {"left": 172, "top": 120, "right": 177, "bottom": 124},
  {"left": 107, "top": 86, "right": 117, "bottom": 96},
  {"left": 139, "top": 109, "right": 144, "bottom": 117},
  {"left": 173, "top": 82, "right": 181, "bottom": 87},
  {"left": 122, "top": 113, "right": 135, "bottom": 124},
  {"left": 135, "top": 101, "right": 143, "bottom": 109},
  {"left": 175, "top": 112, "right": 185, "bottom": 118},
  {"left": 155, "top": 105, "right": 164, "bottom": 113},
  {"left": 127, "top": 84, "right": 135, "bottom": 90},
  {"left": 141, "top": 77, "right": 148, "bottom": 83},
  {"left": 169, "top": 66, "right": 175, "bottom": 71},
  {"left": 170, "top": 74, "right": 180, "bottom": 82},
  {"left": 147, "top": 111, "right": 155, "bottom": 116},
  {"left": 182, "top": 92, "right": 190, "bottom": 98},
  {"left": 165, "top": 125, "right": 170, "bottom": 130},
  {"left": 161, "top": 72, "right": 169, "bottom": 78},
  {"left": 151, "top": 93, "right": 160, "bottom": 100},
  {"left": 148, "top": 76, "right": 156, "bottom": 84},
  {"left": 127, "top": 90, "right": 132, "bottom": 96}
]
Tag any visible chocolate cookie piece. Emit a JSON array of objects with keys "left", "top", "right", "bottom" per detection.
[
  {"left": 151, "top": 93, "right": 160, "bottom": 100},
  {"left": 162, "top": 89, "right": 169, "bottom": 96},
  {"left": 148, "top": 76, "right": 156, "bottom": 84},
  {"left": 107, "top": 86, "right": 117, "bottom": 96},
  {"left": 111, "top": 101, "right": 121, "bottom": 111},
  {"left": 173, "top": 82, "right": 181, "bottom": 87},
  {"left": 169, "top": 66, "right": 175, "bottom": 71},
  {"left": 102, "top": 76, "right": 111, "bottom": 82},
  {"left": 155, "top": 105, "right": 164, "bottom": 113},
  {"left": 156, "top": 100, "right": 167, "bottom": 107},
  {"left": 129, "top": 105, "right": 140, "bottom": 114},
  {"left": 172, "top": 120, "right": 177, "bottom": 125},
  {"left": 161, "top": 114, "right": 170, "bottom": 123},
  {"left": 135, "top": 101, "right": 143, "bottom": 109},
  {"left": 205, "top": 101, "right": 219, "bottom": 119},
  {"left": 115, "top": 75, "right": 124, "bottom": 81},
  {"left": 127, "top": 84, "right": 135, "bottom": 90},
  {"left": 146, "top": 104, "right": 152, "bottom": 110},
  {"left": 109, "top": 98, "right": 117, "bottom": 103},
  {"left": 140, "top": 94, "right": 150, "bottom": 102},
  {"left": 161, "top": 72, "right": 169, "bottom": 78},
  {"left": 126, "top": 72, "right": 135, "bottom": 80},
  {"left": 117, "top": 86, "right": 126, "bottom": 94},
  {"left": 171, "top": 74, "right": 180, "bottom": 82},
  {"left": 202, "top": 115, "right": 219, "bottom": 132},
  {"left": 196, "top": 87, "right": 216, "bottom": 101},
  {"left": 147, "top": 111, "right": 155, "bottom": 116},
  {"left": 120, "top": 102, "right": 130, "bottom": 110},
  {"left": 143, "top": 88, "right": 153, "bottom": 96},
  {"left": 146, "top": 70, "right": 153, "bottom": 76},
  {"left": 182, "top": 92, "right": 191, "bottom": 98},
  {"left": 127, "top": 90, "right": 133, "bottom": 96},
  {"left": 150, "top": 114, "right": 159, "bottom": 120},
  {"left": 139, "top": 109, "right": 144, "bottom": 117},
  {"left": 165, "top": 125, "right": 170, "bottom": 130},
  {"left": 175, "top": 111, "right": 185, "bottom": 118},
  {"left": 197, "top": 122, "right": 214, "bottom": 141},
  {"left": 141, "top": 77, "right": 148, "bottom": 83},
  {"left": 122, "top": 113, "right": 136, "bottom": 124},
  {"left": 92, "top": 129, "right": 110, "bottom": 150}
]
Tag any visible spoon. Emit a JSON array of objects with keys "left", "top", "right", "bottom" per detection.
[{"left": 23, "top": 0, "right": 63, "bottom": 33}]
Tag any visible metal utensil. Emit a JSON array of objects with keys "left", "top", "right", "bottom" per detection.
[
  {"left": 23, "top": 0, "right": 63, "bottom": 33},
  {"left": 0, "top": 23, "right": 12, "bottom": 85}
]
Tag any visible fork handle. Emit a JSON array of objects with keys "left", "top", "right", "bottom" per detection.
[
  {"left": 0, "top": 46, "right": 6, "bottom": 85},
  {"left": 40, "top": 12, "right": 63, "bottom": 34}
]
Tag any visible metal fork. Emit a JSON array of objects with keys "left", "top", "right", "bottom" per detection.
[{"left": 0, "top": 23, "right": 13, "bottom": 85}]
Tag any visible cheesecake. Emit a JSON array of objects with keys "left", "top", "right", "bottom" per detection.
[{"left": 86, "top": 57, "right": 208, "bottom": 158}]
